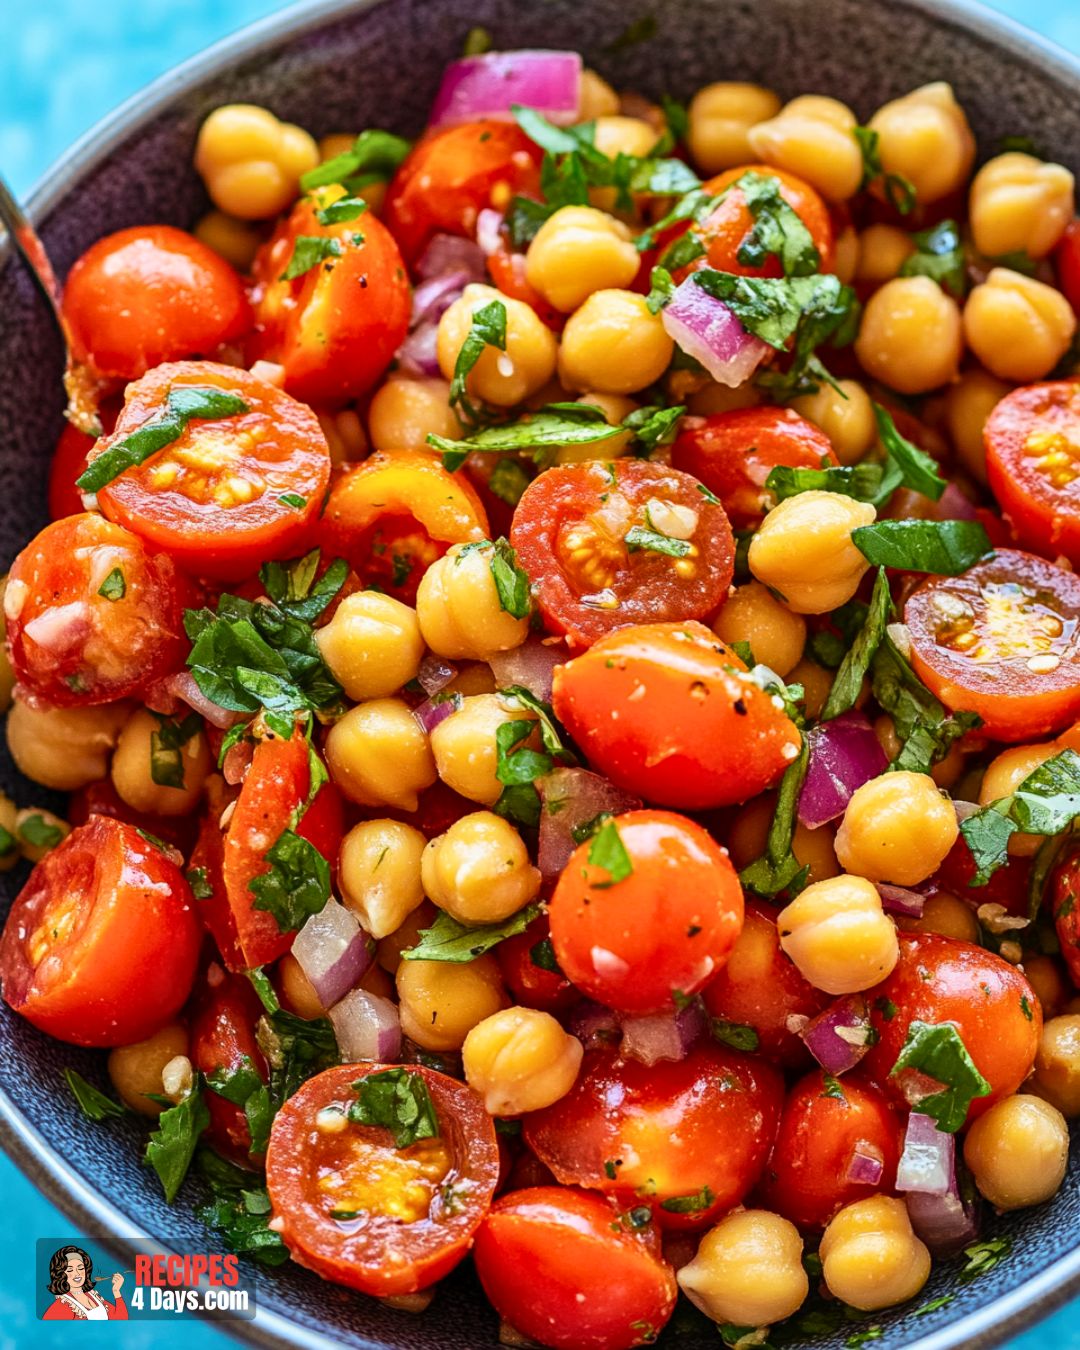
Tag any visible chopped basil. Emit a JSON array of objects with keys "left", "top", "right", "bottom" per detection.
[
  {"left": 871, "top": 635, "right": 980, "bottom": 774},
  {"left": 493, "top": 714, "right": 552, "bottom": 828},
  {"left": 349, "top": 1067, "right": 440, "bottom": 1149},
  {"left": 149, "top": 711, "right": 202, "bottom": 790},
  {"left": 64, "top": 1068, "right": 125, "bottom": 1121},
  {"left": 645, "top": 264, "right": 676, "bottom": 314},
  {"left": 693, "top": 269, "right": 856, "bottom": 351},
  {"left": 890, "top": 1020, "right": 991, "bottom": 1132},
  {"left": 0, "top": 824, "right": 16, "bottom": 860},
  {"left": 500, "top": 684, "right": 576, "bottom": 764},
  {"left": 853, "top": 125, "right": 917, "bottom": 212},
  {"left": 821, "top": 568, "right": 892, "bottom": 721},
  {"left": 260, "top": 549, "right": 348, "bottom": 624},
  {"left": 960, "top": 1237, "right": 1012, "bottom": 1282},
  {"left": 660, "top": 94, "right": 689, "bottom": 145},
  {"left": 400, "top": 902, "right": 542, "bottom": 963},
  {"left": 299, "top": 128, "right": 411, "bottom": 193},
  {"left": 185, "top": 866, "right": 213, "bottom": 900},
  {"left": 660, "top": 1185, "right": 715, "bottom": 1214},
  {"left": 249, "top": 828, "right": 331, "bottom": 934},
  {"left": 257, "top": 1006, "right": 339, "bottom": 1105},
  {"left": 960, "top": 748, "right": 1080, "bottom": 885},
  {"left": 97, "top": 567, "right": 125, "bottom": 601},
  {"left": 432, "top": 401, "right": 621, "bottom": 471},
  {"left": 488, "top": 458, "right": 531, "bottom": 506},
  {"left": 739, "top": 738, "right": 810, "bottom": 898},
  {"left": 765, "top": 461, "right": 884, "bottom": 505},
  {"left": 623, "top": 404, "right": 685, "bottom": 457},
  {"left": 530, "top": 936, "right": 562, "bottom": 972},
  {"left": 278, "top": 492, "right": 307, "bottom": 509},
  {"left": 136, "top": 827, "right": 172, "bottom": 856},
  {"left": 845, "top": 1329, "right": 883, "bottom": 1350},
  {"left": 449, "top": 298, "right": 507, "bottom": 422},
  {"left": 851, "top": 519, "right": 993, "bottom": 575},
  {"left": 588, "top": 818, "right": 633, "bottom": 887},
  {"left": 195, "top": 1149, "right": 288, "bottom": 1266},
  {"left": 281, "top": 234, "right": 344, "bottom": 280},
  {"left": 625, "top": 525, "right": 691, "bottom": 558},
  {"left": 78, "top": 386, "right": 249, "bottom": 493},
  {"left": 872, "top": 403, "right": 947, "bottom": 502},
  {"left": 710, "top": 1019, "right": 760, "bottom": 1052},
  {"left": 18, "top": 813, "right": 64, "bottom": 850},
  {"left": 489, "top": 537, "right": 531, "bottom": 618},
  {"left": 313, "top": 195, "right": 368, "bottom": 226},
  {"left": 899, "top": 219, "right": 967, "bottom": 298},
  {"left": 206, "top": 1056, "right": 273, "bottom": 1156},
  {"left": 914, "top": 1295, "right": 955, "bottom": 1316},
  {"left": 736, "top": 170, "right": 820, "bottom": 277},
  {"left": 820, "top": 1073, "right": 847, "bottom": 1101},
  {"left": 656, "top": 229, "right": 706, "bottom": 275},
  {"left": 145, "top": 1074, "right": 210, "bottom": 1203}
]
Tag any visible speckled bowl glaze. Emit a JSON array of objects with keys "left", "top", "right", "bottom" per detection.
[{"left": 1, "top": 1, "right": 1079, "bottom": 1346}]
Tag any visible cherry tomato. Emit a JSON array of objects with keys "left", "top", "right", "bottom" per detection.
[
  {"left": 933, "top": 833, "right": 1031, "bottom": 919},
  {"left": 250, "top": 195, "right": 410, "bottom": 405},
  {"left": 92, "top": 361, "right": 331, "bottom": 582},
  {"left": 320, "top": 451, "right": 489, "bottom": 604},
  {"left": 0, "top": 817, "right": 200, "bottom": 1047},
  {"left": 6, "top": 512, "right": 192, "bottom": 708},
  {"left": 474, "top": 1187, "right": 678, "bottom": 1350},
  {"left": 549, "top": 810, "right": 744, "bottom": 1014},
  {"left": 486, "top": 247, "right": 563, "bottom": 328},
  {"left": 525, "top": 1042, "right": 783, "bottom": 1229},
  {"left": 701, "top": 900, "right": 830, "bottom": 1067},
  {"left": 383, "top": 121, "right": 542, "bottom": 266},
  {"left": 496, "top": 914, "right": 576, "bottom": 1013},
  {"left": 865, "top": 933, "right": 1042, "bottom": 1123},
  {"left": 1053, "top": 219, "right": 1080, "bottom": 314},
  {"left": 190, "top": 963, "right": 269, "bottom": 1165},
  {"left": 670, "top": 407, "right": 837, "bottom": 531},
  {"left": 552, "top": 621, "right": 802, "bottom": 809},
  {"left": 61, "top": 225, "right": 251, "bottom": 381},
  {"left": 47, "top": 399, "right": 119, "bottom": 519},
  {"left": 266, "top": 1063, "right": 499, "bottom": 1295},
  {"left": 68, "top": 777, "right": 197, "bottom": 856},
  {"left": 510, "top": 461, "right": 735, "bottom": 647},
  {"left": 756, "top": 1070, "right": 903, "bottom": 1231},
  {"left": 1052, "top": 843, "right": 1080, "bottom": 988},
  {"left": 905, "top": 549, "right": 1080, "bottom": 741},
  {"left": 193, "top": 731, "right": 344, "bottom": 972}
]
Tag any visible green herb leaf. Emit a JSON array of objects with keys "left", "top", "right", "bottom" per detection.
[
  {"left": 260, "top": 549, "right": 348, "bottom": 624},
  {"left": 872, "top": 403, "right": 947, "bottom": 502},
  {"left": 349, "top": 1067, "right": 440, "bottom": 1149},
  {"left": 145, "top": 1076, "right": 210, "bottom": 1203},
  {"left": 432, "top": 402, "right": 621, "bottom": 471},
  {"left": 625, "top": 525, "right": 691, "bottom": 557},
  {"left": 149, "top": 711, "right": 202, "bottom": 790},
  {"left": 645, "top": 264, "right": 676, "bottom": 314},
  {"left": 871, "top": 635, "right": 980, "bottom": 774},
  {"left": 299, "top": 128, "right": 411, "bottom": 192},
  {"left": 281, "top": 234, "right": 344, "bottom": 280},
  {"left": 693, "top": 268, "right": 859, "bottom": 354},
  {"left": 960, "top": 1236, "right": 1012, "bottom": 1281},
  {"left": 17, "top": 813, "right": 64, "bottom": 850},
  {"left": 488, "top": 458, "right": 531, "bottom": 506},
  {"left": 739, "top": 738, "right": 810, "bottom": 898},
  {"left": 735, "top": 170, "right": 820, "bottom": 277},
  {"left": 530, "top": 936, "right": 562, "bottom": 973},
  {"left": 97, "top": 567, "right": 126, "bottom": 601},
  {"left": 822, "top": 568, "right": 892, "bottom": 720},
  {"left": 279, "top": 492, "right": 307, "bottom": 509},
  {"left": 64, "top": 1068, "right": 125, "bottom": 1121},
  {"left": 195, "top": 1149, "right": 289, "bottom": 1265},
  {"left": 960, "top": 748, "right": 1080, "bottom": 884},
  {"left": 852, "top": 519, "right": 993, "bottom": 575},
  {"left": 313, "top": 196, "right": 369, "bottom": 226},
  {"left": 588, "top": 818, "right": 633, "bottom": 887},
  {"left": 206, "top": 1056, "right": 272, "bottom": 1155},
  {"left": 489, "top": 537, "right": 531, "bottom": 618},
  {"left": 710, "top": 1019, "right": 760, "bottom": 1052},
  {"left": 257, "top": 1006, "right": 339, "bottom": 1106},
  {"left": 185, "top": 866, "right": 213, "bottom": 900},
  {"left": 400, "top": 902, "right": 542, "bottom": 963},
  {"left": 500, "top": 684, "right": 576, "bottom": 764},
  {"left": 914, "top": 1295, "right": 955, "bottom": 1316},
  {"left": 623, "top": 404, "right": 685, "bottom": 457},
  {"left": 249, "top": 828, "right": 331, "bottom": 934},
  {"left": 854, "top": 125, "right": 916, "bottom": 212},
  {"left": 890, "top": 1020, "right": 991, "bottom": 1131},
  {"left": 820, "top": 1073, "right": 847, "bottom": 1100},
  {"left": 659, "top": 1185, "right": 715, "bottom": 1215},
  {"left": 449, "top": 299, "right": 507, "bottom": 421},
  {"left": 766, "top": 461, "right": 884, "bottom": 505},
  {"left": 899, "top": 219, "right": 967, "bottom": 298}
]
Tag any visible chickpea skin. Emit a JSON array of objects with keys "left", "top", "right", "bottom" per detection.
[
  {"left": 1034, "top": 1014, "right": 1080, "bottom": 1116},
  {"left": 422, "top": 811, "right": 540, "bottom": 925},
  {"left": 340, "top": 819, "right": 427, "bottom": 939},
  {"left": 107, "top": 1022, "right": 189, "bottom": 1116},
  {"left": 835, "top": 771, "right": 958, "bottom": 885},
  {"left": 525, "top": 207, "right": 641, "bottom": 314},
  {"left": 368, "top": 377, "right": 461, "bottom": 452},
  {"left": 558, "top": 290, "right": 674, "bottom": 395},
  {"left": 777, "top": 874, "right": 898, "bottom": 995},
  {"left": 964, "top": 1094, "right": 1069, "bottom": 1210},
  {"left": 897, "top": 891, "right": 981, "bottom": 943},
  {"left": 867, "top": 82, "right": 976, "bottom": 205},
  {"left": 748, "top": 490, "right": 875, "bottom": 615},
  {"left": 748, "top": 95, "right": 863, "bottom": 202},
  {"left": 855, "top": 276, "right": 963, "bottom": 394},
  {"left": 438, "top": 283, "right": 557, "bottom": 407},
  {"left": 577, "top": 69, "right": 620, "bottom": 121},
  {"left": 463, "top": 1007, "right": 583, "bottom": 1116},
  {"left": 194, "top": 210, "right": 263, "bottom": 271},
  {"left": 979, "top": 742, "right": 1060, "bottom": 856},
  {"left": 944, "top": 368, "right": 1011, "bottom": 486},
  {"left": 687, "top": 82, "right": 782, "bottom": 175},
  {"left": 194, "top": 103, "right": 319, "bottom": 219},
  {"left": 820, "top": 1196, "right": 931, "bottom": 1311},
  {"left": 6, "top": 698, "right": 129, "bottom": 792},
  {"left": 969, "top": 152, "right": 1075, "bottom": 259},
  {"left": 278, "top": 952, "right": 326, "bottom": 1020},
  {"left": 396, "top": 953, "right": 508, "bottom": 1052},
  {"left": 963, "top": 268, "right": 1077, "bottom": 383},
  {"left": 712, "top": 581, "right": 806, "bottom": 677},
  {"left": 430, "top": 693, "right": 539, "bottom": 806},
  {"left": 325, "top": 698, "right": 436, "bottom": 811},
  {"left": 855, "top": 224, "right": 915, "bottom": 288},
  {"left": 791, "top": 379, "right": 877, "bottom": 466},
  {"left": 111, "top": 707, "right": 212, "bottom": 816},
  {"left": 678, "top": 1211, "right": 809, "bottom": 1328},
  {"left": 316, "top": 591, "right": 425, "bottom": 701},
  {"left": 416, "top": 542, "right": 530, "bottom": 660}
]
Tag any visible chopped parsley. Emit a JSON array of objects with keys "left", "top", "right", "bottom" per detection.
[
  {"left": 97, "top": 567, "right": 126, "bottom": 601},
  {"left": 821, "top": 568, "right": 892, "bottom": 720},
  {"left": 659, "top": 1185, "right": 715, "bottom": 1214},
  {"left": 18, "top": 813, "right": 64, "bottom": 851},
  {"left": 960, "top": 748, "right": 1080, "bottom": 885},
  {"left": 206, "top": 1056, "right": 273, "bottom": 1156},
  {"left": 195, "top": 1149, "right": 288, "bottom": 1266},
  {"left": 400, "top": 902, "right": 542, "bottom": 963},
  {"left": 488, "top": 458, "right": 531, "bottom": 506},
  {"left": 959, "top": 1236, "right": 1012, "bottom": 1281},
  {"left": 587, "top": 818, "right": 633, "bottom": 887},
  {"left": 854, "top": 125, "right": 917, "bottom": 212},
  {"left": 449, "top": 299, "right": 507, "bottom": 423},
  {"left": 145, "top": 1075, "right": 210, "bottom": 1203},
  {"left": 900, "top": 218, "right": 967, "bottom": 298},
  {"left": 299, "top": 128, "right": 411, "bottom": 193},
  {"left": 871, "top": 635, "right": 980, "bottom": 774},
  {"left": 625, "top": 525, "right": 691, "bottom": 557},
  {"left": 488, "top": 537, "right": 531, "bottom": 618},
  {"left": 185, "top": 866, "right": 213, "bottom": 900},
  {"left": 64, "top": 1068, "right": 125, "bottom": 1121},
  {"left": 736, "top": 170, "right": 821, "bottom": 277},
  {"left": 249, "top": 827, "right": 331, "bottom": 934},
  {"left": 710, "top": 1019, "right": 760, "bottom": 1052},
  {"left": 349, "top": 1067, "right": 440, "bottom": 1149},
  {"left": 281, "top": 235, "right": 345, "bottom": 280},
  {"left": 149, "top": 711, "right": 202, "bottom": 790},
  {"left": 313, "top": 195, "right": 368, "bottom": 226},
  {"left": 890, "top": 1020, "right": 991, "bottom": 1132}
]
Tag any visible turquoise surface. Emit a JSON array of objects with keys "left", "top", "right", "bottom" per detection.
[{"left": 1, "top": 1, "right": 1079, "bottom": 1347}]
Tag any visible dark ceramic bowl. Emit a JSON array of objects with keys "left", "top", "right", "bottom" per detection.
[{"left": 1, "top": 0, "right": 1079, "bottom": 1346}]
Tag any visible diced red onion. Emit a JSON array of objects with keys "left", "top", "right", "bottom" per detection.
[
  {"left": 798, "top": 712, "right": 889, "bottom": 830},
  {"left": 413, "top": 691, "right": 463, "bottom": 735},
  {"left": 661, "top": 277, "right": 770, "bottom": 388},
  {"left": 417, "top": 653, "right": 458, "bottom": 697},
  {"left": 24, "top": 601, "right": 90, "bottom": 652},
  {"left": 621, "top": 1003, "right": 705, "bottom": 1067},
  {"left": 396, "top": 322, "right": 441, "bottom": 376},
  {"left": 939, "top": 483, "right": 979, "bottom": 522},
  {"left": 906, "top": 1171, "right": 981, "bottom": 1254},
  {"left": 537, "top": 768, "right": 642, "bottom": 880},
  {"left": 167, "top": 672, "right": 244, "bottom": 729},
  {"left": 329, "top": 988, "right": 402, "bottom": 1062},
  {"left": 953, "top": 800, "right": 981, "bottom": 823},
  {"left": 429, "top": 50, "right": 582, "bottom": 131},
  {"left": 411, "top": 270, "right": 474, "bottom": 327},
  {"left": 564, "top": 999, "right": 620, "bottom": 1049},
  {"left": 293, "top": 900, "right": 374, "bottom": 1010},
  {"left": 846, "top": 1148, "right": 885, "bottom": 1186},
  {"left": 416, "top": 233, "right": 487, "bottom": 281},
  {"left": 876, "top": 883, "right": 927, "bottom": 918},
  {"left": 222, "top": 737, "right": 253, "bottom": 786},
  {"left": 489, "top": 637, "right": 567, "bottom": 701},
  {"left": 800, "top": 996, "right": 873, "bottom": 1075},
  {"left": 476, "top": 208, "right": 505, "bottom": 257},
  {"left": 897, "top": 1111, "right": 955, "bottom": 1195}
]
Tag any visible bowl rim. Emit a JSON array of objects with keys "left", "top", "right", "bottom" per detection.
[{"left": 3, "top": 0, "right": 1080, "bottom": 1347}]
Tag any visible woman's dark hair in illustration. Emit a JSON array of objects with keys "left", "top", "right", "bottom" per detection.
[{"left": 47, "top": 1245, "right": 94, "bottom": 1296}]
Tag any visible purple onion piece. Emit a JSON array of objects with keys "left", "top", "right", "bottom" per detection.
[
  {"left": 845, "top": 1148, "right": 885, "bottom": 1186},
  {"left": 906, "top": 1162, "right": 981, "bottom": 1254},
  {"left": 660, "top": 277, "right": 770, "bottom": 387},
  {"left": 876, "top": 883, "right": 928, "bottom": 918},
  {"left": 621, "top": 1002, "right": 705, "bottom": 1067},
  {"left": 897, "top": 1111, "right": 955, "bottom": 1195},
  {"left": 537, "top": 768, "right": 642, "bottom": 881},
  {"left": 329, "top": 988, "right": 402, "bottom": 1063},
  {"left": 428, "top": 50, "right": 582, "bottom": 131},
  {"left": 410, "top": 269, "right": 473, "bottom": 328},
  {"left": 417, "top": 652, "right": 458, "bottom": 697},
  {"left": 800, "top": 996, "right": 873, "bottom": 1075},
  {"left": 293, "top": 900, "right": 374, "bottom": 1010},
  {"left": 395, "top": 322, "right": 441, "bottom": 377},
  {"left": 416, "top": 232, "right": 487, "bottom": 280},
  {"left": 413, "top": 691, "right": 463, "bottom": 735},
  {"left": 488, "top": 637, "right": 567, "bottom": 702},
  {"left": 798, "top": 712, "right": 890, "bottom": 830},
  {"left": 564, "top": 999, "right": 620, "bottom": 1049}
]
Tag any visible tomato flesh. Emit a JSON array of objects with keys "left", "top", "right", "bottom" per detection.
[
  {"left": 190, "top": 963, "right": 270, "bottom": 1164},
  {"left": 1052, "top": 845, "right": 1080, "bottom": 988}
]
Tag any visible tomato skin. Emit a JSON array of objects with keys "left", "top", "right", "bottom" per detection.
[
  {"left": 0, "top": 817, "right": 200, "bottom": 1047},
  {"left": 486, "top": 247, "right": 564, "bottom": 328},
  {"left": 701, "top": 900, "right": 830, "bottom": 1067},
  {"left": 864, "top": 933, "right": 1042, "bottom": 1123},
  {"left": 474, "top": 1187, "right": 678, "bottom": 1350},
  {"left": 496, "top": 914, "right": 576, "bottom": 1013},
  {"left": 94, "top": 361, "right": 331, "bottom": 582},
  {"left": 756, "top": 1070, "right": 903, "bottom": 1231},
  {"left": 524, "top": 1042, "right": 784, "bottom": 1230},
  {"left": 1052, "top": 845, "right": 1080, "bottom": 988},
  {"left": 266, "top": 1063, "right": 499, "bottom": 1295},
  {"left": 511, "top": 460, "right": 735, "bottom": 648},
  {"left": 250, "top": 198, "right": 410, "bottom": 405},
  {"left": 933, "top": 834, "right": 1031, "bottom": 919},
  {"left": 552, "top": 622, "right": 802, "bottom": 810},
  {"left": 68, "top": 777, "right": 197, "bottom": 856},
  {"left": 1053, "top": 220, "right": 1080, "bottom": 314},
  {"left": 48, "top": 401, "right": 120, "bottom": 519},
  {"left": 686, "top": 165, "right": 834, "bottom": 278},
  {"left": 383, "top": 121, "right": 542, "bottom": 266},
  {"left": 549, "top": 810, "right": 744, "bottom": 1014},
  {"left": 906, "top": 549, "right": 1080, "bottom": 742},
  {"left": 6, "top": 512, "right": 193, "bottom": 709},
  {"left": 62, "top": 225, "right": 250, "bottom": 381},
  {"left": 670, "top": 408, "right": 838, "bottom": 531},
  {"left": 190, "top": 964, "right": 269, "bottom": 1165}
]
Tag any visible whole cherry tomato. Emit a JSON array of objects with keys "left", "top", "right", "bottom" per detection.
[
  {"left": 1053, "top": 219, "right": 1080, "bottom": 314},
  {"left": 1052, "top": 843, "right": 1080, "bottom": 988},
  {"left": 68, "top": 776, "right": 197, "bottom": 856},
  {"left": 496, "top": 914, "right": 576, "bottom": 1013},
  {"left": 190, "top": 963, "right": 269, "bottom": 1165},
  {"left": 47, "top": 399, "right": 119, "bottom": 520}
]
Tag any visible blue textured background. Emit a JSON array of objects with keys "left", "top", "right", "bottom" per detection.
[{"left": 1, "top": 1, "right": 1079, "bottom": 1347}]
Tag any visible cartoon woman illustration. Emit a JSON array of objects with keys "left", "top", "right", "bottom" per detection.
[{"left": 43, "top": 1245, "right": 128, "bottom": 1320}]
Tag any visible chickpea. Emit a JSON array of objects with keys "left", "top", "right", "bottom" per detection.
[
  {"left": 194, "top": 103, "right": 319, "bottom": 219},
  {"left": 194, "top": 209, "right": 263, "bottom": 271},
  {"left": 430, "top": 693, "right": 539, "bottom": 806},
  {"left": 107, "top": 1022, "right": 189, "bottom": 1116},
  {"left": 833, "top": 224, "right": 860, "bottom": 286},
  {"left": 867, "top": 82, "right": 976, "bottom": 205},
  {"left": 873, "top": 714, "right": 964, "bottom": 790},
  {"left": 1024, "top": 956, "right": 1068, "bottom": 1021},
  {"left": 360, "top": 961, "right": 396, "bottom": 1001},
  {"left": 396, "top": 953, "right": 508, "bottom": 1052},
  {"left": 963, "top": 268, "right": 1076, "bottom": 383},
  {"left": 368, "top": 377, "right": 461, "bottom": 452},
  {"left": 525, "top": 207, "right": 640, "bottom": 314},
  {"left": 820, "top": 1196, "right": 931, "bottom": 1311},
  {"left": 835, "top": 771, "right": 958, "bottom": 885},
  {"left": 678, "top": 1211, "right": 809, "bottom": 1328},
  {"left": 790, "top": 379, "right": 876, "bottom": 467},
  {"left": 777, "top": 874, "right": 898, "bottom": 995},
  {"left": 686, "top": 380, "right": 762, "bottom": 417},
  {"left": 1034, "top": 1014, "right": 1080, "bottom": 1115},
  {"left": 558, "top": 290, "right": 674, "bottom": 396},
  {"left": 325, "top": 698, "right": 436, "bottom": 811},
  {"left": 317, "top": 407, "right": 367, "bottom": 466},
  {"left": 749, "top": 490, "right": 874, "bottom": 615},
  {"left": 438, "top": 284, "right": 557, "bottom": 407},
  {"left": 896, "top": 891, "right": 980, "bottom": 942},
  {"left": 316, "top": 591, "right": 425, "bottom": 701},
  {"left": 377, "top": 900, "right": 438, "bottom": 975},
  {"left": 855, "top": 276, "right": 963, "bottom": 394},
  {"left": 463, "top": 1007, "right": 582, "bottom": 1115},
  {"left": 970, "top": 152, "right": 1074, "bottom": 260},
  {"left": 422, "top": 812, "right": 540, "bottom": 926},
  {"left": 712, "top": 582, "right": 806, "bottom": 677},
  {"left": 416, "top": 543, "right": 530, "bottom": 660},
  {"left": 687, "top": 82, "right": 782, "bottom": 175},
  {"left": 747, "top": 95, "right": 863, "bottom": 202},
  {"left": 578, "top": 69, "right": 620, "bottom": 121},
  {"left": 855, "top": 224, "right": 915, "bottom": 287},
  {"left": 0, "top": 793, "right": 19, "bottom": 872},
  {"left": 978, "top": 742, "right": 1059, "bottom": 856},
  {"left": 789, "top": 657, "right": 833, "bottom": 721},
  {"left": 555, "top": 393, "right": 635, "bottom": 464},
  {"left": 447, "top": 662, "right": 498, "bottom": 697},
  {"left": 319, "top": 132, "right": 356, "bottom": 162},
  {"left": 964, "top": 1094, "right": 1069, "bottom": 1210},
  {"left": 728, "top": 795, "right": 839, "bottom": 884},
  {"left": 944, "top": 368, "right": 1011, "bottom": 486},
  {"left": 340, "top": 818, "right": 427, "bottom": 939},
  {"left": 591, "top": 115, "right": 659, "bottom": 161},
  {"left": 7, "top": 698, "right": 129, "bottom": 792},
  {"left": 111, "top": 707, "right": 212, "bottom": 816},
  {"left": 278, "top": 952, "right": 326, "bottom": 1020}
]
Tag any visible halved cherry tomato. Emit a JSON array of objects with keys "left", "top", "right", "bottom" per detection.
[
  {"left": 250, "top": 195, "right": 410, "bottom": 405},
  {"left": 670, "top": 407, "right": 838, "bottom": 531},
  {"left": 549, "top": 810, "right": 744, "bottom": 1014},
  {"left": 905, "top": 549, "right": 1080, "bottom": 741},
  {"left": 61, "top": 225, "right": 251, "bottom": 381},
  {"left": 1052, "top": 843, "right": 1080, "bottom": 988},
  {"left": 0, "top": 817, "right": 200, "bottom": 1046},
  {"left": 92, "top": 361, "right": 331, "bottom": 582},
  {"left": 193, "top": 731, "right": 344, "bottom": 971},
  {"left": 552, "top": 622, "right": 802, "bottom": 809},
  {"left": 474, "top": 1187, "right": 678, "bottom": 1350},
  {"left": 524, "top": 1041, "right": 783, "bottom": 1229},
  {"left": 190, "top": 963, "right": 269, "bottom": 1165},
  {"left": 865, "top": 933, "right": 1042, "bottom": 1123},
  {"left": 6, "top": 512, "right": 193, "bottom": 708},
  {"left": 511, "top": 461, "right": 735, "bottom": 647},
  {"left": 1053, "top": 219, "right": 1080, "bottom": 314},
  {"left": 266, "top": 1063, "right": 499, "bottom": 1295},
  {"left": 320, "top": 450, "right": 489, "bottom": 603},
  {"left": 68, "top": 776, "right": 197, "bottom": 856},
  {"left": 756, "top": 1070, "right": 903, "bottom": 1231},
  {"left": 496, "top": 914, "right": 576, "bottom": 1013},
  {"left": 701, "top": 900, "right": 830, "bottom": 1067},
  {"left": 383, "top": 121, "right": 542, "bottom": 266}
]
